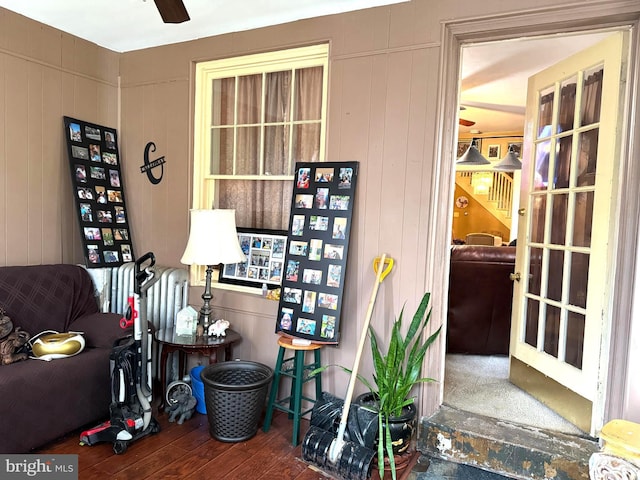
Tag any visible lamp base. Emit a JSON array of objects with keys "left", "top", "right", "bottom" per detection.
[{"left": 198, "top": 265, "right": 214, "bottom": 335}]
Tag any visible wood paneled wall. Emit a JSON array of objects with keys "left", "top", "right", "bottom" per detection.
[
  {"left": 3, "top": 0, "right": 638, "bottom": 421},
  {"left": 115, "top": 4, "right": 459, "bottom": 412},
  {"left": 0, "top": 8, "right": 119, "bottom": 266}
]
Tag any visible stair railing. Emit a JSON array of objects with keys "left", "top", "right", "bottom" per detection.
[{"left": 456, "top": 170, "right": 513, "bottom": 220}]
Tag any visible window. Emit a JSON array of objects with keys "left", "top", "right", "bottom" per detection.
[{"left": 193, "top": 44, "right": 329, "bottom": 231}]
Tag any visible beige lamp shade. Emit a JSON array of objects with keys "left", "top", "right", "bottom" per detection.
[{"left": 180, "top": 209, "right": 246, "bottom": 266}]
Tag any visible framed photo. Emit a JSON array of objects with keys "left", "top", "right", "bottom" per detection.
[
  {"left": 64, "top": 116, "right": 134, "bottom": 268},
  {"left": 508, "top": 142, "right": 523, "bottom": 157},
  {"left": 457, "top": 141, "right": 471, "bottom": 157},
  {"left": 219, "top": 228, "right": 288, "bottom": 289},
  {"left": 487, "top": 144, "right": 501, "bottom": 160},
  {"left": 457, "top": 139, "right": 482, "bottom": 157},
  {"left": 275, "top": 161, "right": 359, "bottom": 345}
]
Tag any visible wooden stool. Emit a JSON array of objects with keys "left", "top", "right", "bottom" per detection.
[{"left": 262, "top": 336, "right": 323, "bottom": 446}]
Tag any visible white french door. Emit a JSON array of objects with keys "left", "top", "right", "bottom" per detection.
[{"left": 509, "top": 31, "right": 629, "bottom": 435}]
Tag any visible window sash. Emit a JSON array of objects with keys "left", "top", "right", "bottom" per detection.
[
  {"left": 208, "top": 68, "right": 324, "bottom": 178},
  {"left": 191, "top": 45, "right": 328, "bottom": 286},
  {"left": 194, "top": 44, "right": 328, "bottom": 210}
]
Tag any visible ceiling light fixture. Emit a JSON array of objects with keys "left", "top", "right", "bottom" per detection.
[
  {"left": 493, "top": 145, "right": 523, "bottom": 171},
  {"left": 456, "top": 139, "right": 490, "bottom": 166}
]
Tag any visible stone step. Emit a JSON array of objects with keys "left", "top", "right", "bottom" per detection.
[
  {"left": 409, "top": 454, "right": 516, "bottom": 479},
  {"left": 416, "top": 405, "right": 599, "bottom": 480}
]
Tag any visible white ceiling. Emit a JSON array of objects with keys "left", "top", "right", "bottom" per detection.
[
  {"left": 0, "top": 0, "right": 408, "bottom": 52},
  {"left": 0, "top": 1, "right": 617, "bottom": 134},
  {"left": 459, "top": 31, "right": 615, "bottom": 133}
]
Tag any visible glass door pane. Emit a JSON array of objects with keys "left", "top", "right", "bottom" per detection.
[{"left": 523, "top": 63, "right": 603, "bottom": 370}]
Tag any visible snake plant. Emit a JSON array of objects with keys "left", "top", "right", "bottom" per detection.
[
  {"left": 359, "top": 292, "right": 441, "bottom": 480},
  {"left": 310, "top": 292, "right": 441, "bottom": 480}
]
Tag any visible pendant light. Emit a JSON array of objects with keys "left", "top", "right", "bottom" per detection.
[
  {"left": 493, "top": 145, "right": 522, "bottom": 171},
  {"left": 456, "top": 138, "right": 490, "bottom": 166}
]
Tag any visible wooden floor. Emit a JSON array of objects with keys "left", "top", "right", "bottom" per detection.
[{"left": 37, "top": 409, "right": 332, "bottom": 480}]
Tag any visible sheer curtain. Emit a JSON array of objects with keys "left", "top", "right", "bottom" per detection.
[
  {"left": 217, "top": 67, "right": 323, "bottom": 230},
  {"left": 220, "top": 180, "right": 292, "bottom": 229},
  {"left": 293, "top": 67, "right": 323, "bottom": 163}
]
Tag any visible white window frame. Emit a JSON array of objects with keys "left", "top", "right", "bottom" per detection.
[{"left": 191, "top": 44, "right": 329, "bottom": 288}]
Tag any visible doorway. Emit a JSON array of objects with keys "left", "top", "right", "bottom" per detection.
[{"left": 444, "top": 29, "right": 627, "bottom": 436}]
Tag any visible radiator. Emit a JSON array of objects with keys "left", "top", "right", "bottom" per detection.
[
  {"left": 87, "top": 263, "right": 189, "bottom": 326},
  {"left": 107, "top": 263, "right": 189, "bottom": 332},
  {"left": 86, "top": 263, "right": 190, "bottom": 380}
]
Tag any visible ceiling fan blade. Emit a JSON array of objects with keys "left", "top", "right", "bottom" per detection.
[
  {"left": 154, "top": 0, "right": 190, "bottom": 24},
  {"left": 459, "top": 118, "right": 475, "bottom": 127}
]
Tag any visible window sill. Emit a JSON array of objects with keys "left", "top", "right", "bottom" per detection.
[
  {"left": 211, "top": 281, "right": 281, "bottom": 301},
  {"left": 211, "top": 281, "right": 263, "bottom": 296},
  {"left": 206, "top": 281, "right": 280, "bottom": 319}
]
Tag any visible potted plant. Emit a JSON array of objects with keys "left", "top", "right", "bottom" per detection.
[
  {"left": 312, "top": 291, "right": 441, "bottom": 480},
  {"left": 358, "top": 291, "right": 441, "bottom": 479}
]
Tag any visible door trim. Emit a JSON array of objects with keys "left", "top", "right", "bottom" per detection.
[{"left": 426, "top": 2, "right": 640, "bottom": 425}]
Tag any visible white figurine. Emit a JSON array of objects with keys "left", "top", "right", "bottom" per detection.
[{"left": 208, "top": 319, "right": 230, "bottom": 337}]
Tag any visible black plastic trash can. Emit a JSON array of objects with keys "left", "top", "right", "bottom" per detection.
[{"left": 201, "top": 360, "right": 273, "bottom": 442}]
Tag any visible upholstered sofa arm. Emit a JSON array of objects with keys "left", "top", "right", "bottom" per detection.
[
  {"left": 0, "top": 264, "right": 100, "bottom": 335},
  {"left": 447, "top": 245, "right": 516, "bottom": 355},
  {"left": 69, "top": 312, "right": 131, "bottom": 348}
]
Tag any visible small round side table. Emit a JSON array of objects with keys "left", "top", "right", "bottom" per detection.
[{"left": 154, "top": 327, "right": 242, "bottom": 409}]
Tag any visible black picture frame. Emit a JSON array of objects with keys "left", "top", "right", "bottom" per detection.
[
  {"left": 219, "top": 227, "right": 288, "bottom": 289},
  {"left": 64, "top": 116, "right": 135, "bottom": 268},
  {"left": 275, "top": 161, "right": 358, "bottom": 345}
]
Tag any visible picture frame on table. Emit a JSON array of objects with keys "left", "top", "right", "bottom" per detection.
[{"left": 219, "top": 227, "right": 288, "bottom": 289}]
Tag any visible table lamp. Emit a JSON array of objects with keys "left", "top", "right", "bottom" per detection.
[{"left": 181, "top": 209, "right": 246, "bottom": 332}]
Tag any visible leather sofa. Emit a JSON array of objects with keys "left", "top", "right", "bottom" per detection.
[
  {"left": 0, "top": 264, "right": 127, "bottom": 453},
  {"left": 447, "top": 245, "right": 516, "bottom": 355}
]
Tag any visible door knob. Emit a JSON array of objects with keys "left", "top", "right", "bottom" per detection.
[
  {"left": 510, "top": 272, "right": 521, "bottom": 282},
  {"left": 518, "top": 208, "right": 526, "bottom": 216}
]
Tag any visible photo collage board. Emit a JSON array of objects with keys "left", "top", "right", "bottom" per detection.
[
  {"left": 275, "top": 161, "right": 358, "bottom": 345},
  {"left": 63, "top": 116, "right": 134, "bottom": 268}
]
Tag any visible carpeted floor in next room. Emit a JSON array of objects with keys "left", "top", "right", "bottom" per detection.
[{"left": 443, "top": 353, "right": 584, "bottom": 436}]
